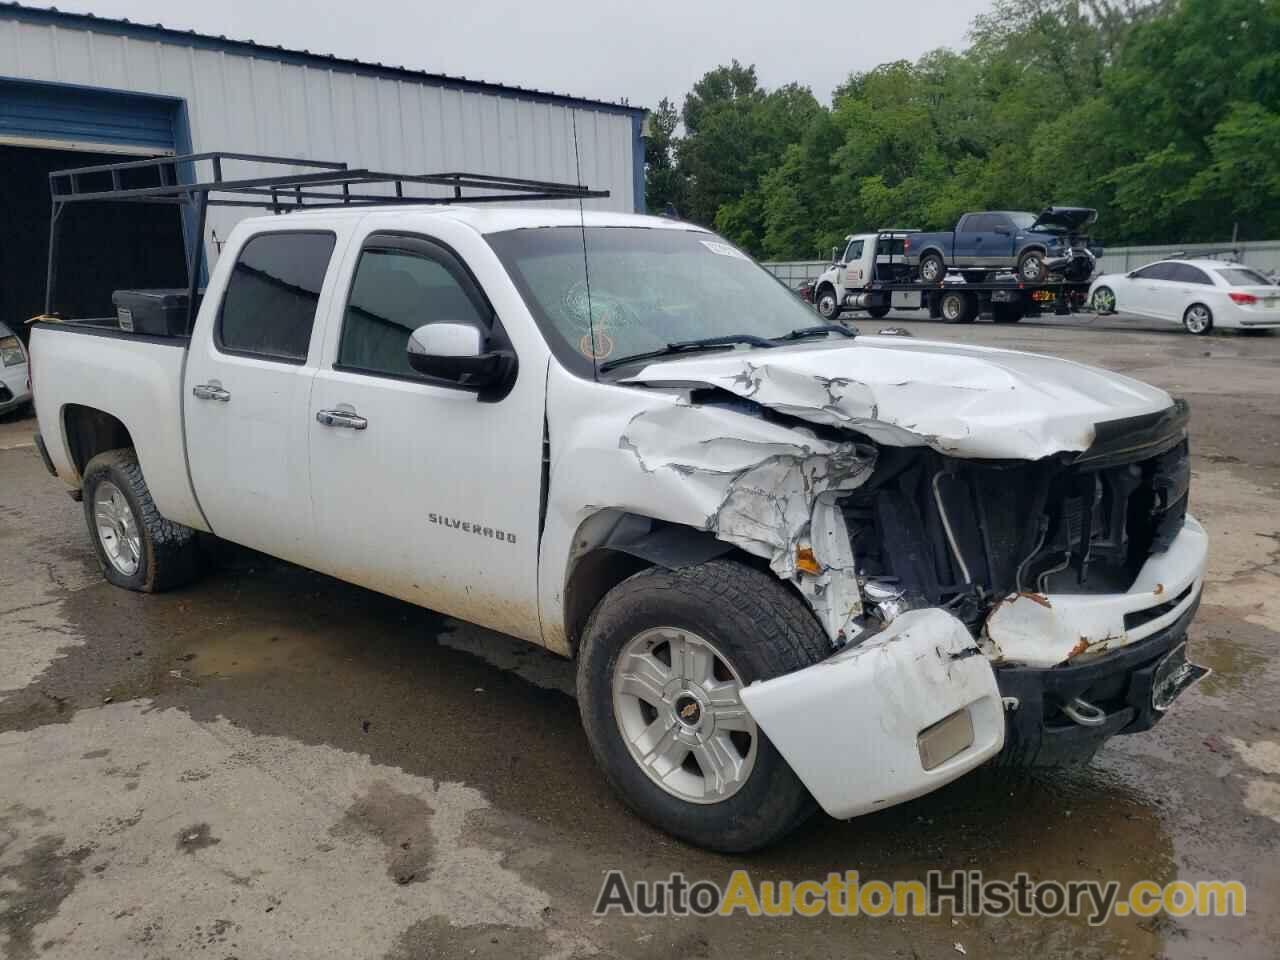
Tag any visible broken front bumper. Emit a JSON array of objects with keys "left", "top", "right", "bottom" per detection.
[
  {"left": 994, "top": 596, "right": 1203, "bottom": 766},
  {"left": 738, "top": 516, "right": 1209, "bottom": 821},
  {"left": 740, "top": 608, "right": 1007, "bottom": 820}
]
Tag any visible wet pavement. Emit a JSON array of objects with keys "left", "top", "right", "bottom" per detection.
[{"left": 1, "top": 316, "right": 1278, "bottom": 959}]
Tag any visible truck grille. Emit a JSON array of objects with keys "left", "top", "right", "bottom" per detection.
[{"left": 843, "top": 435, "right": 1189, "bottom": 613}]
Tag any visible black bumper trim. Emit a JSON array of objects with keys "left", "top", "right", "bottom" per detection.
[{"left": 992, "top": 595, "right": 1201, "bottom": 766}]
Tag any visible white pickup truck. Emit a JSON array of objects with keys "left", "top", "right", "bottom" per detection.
[{"left": 31, "top": 154, "right": 1208, "bottom": 852}]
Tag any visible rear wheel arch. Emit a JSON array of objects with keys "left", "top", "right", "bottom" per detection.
[{"left": 62, "top": 404, "right": 135, "bottom": 479}]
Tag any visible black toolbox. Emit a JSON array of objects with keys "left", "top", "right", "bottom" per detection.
[{"left": 112, "top": 289, "right": 202, "bottom": 336}]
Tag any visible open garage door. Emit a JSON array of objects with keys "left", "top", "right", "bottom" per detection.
[{"left": 0, "top": 79, "right": 188, "bottom": 338}]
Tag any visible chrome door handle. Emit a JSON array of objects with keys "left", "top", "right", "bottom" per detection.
[
  {"left": 192, "top": 383, "right": 231, "bottom": 401},
  {"left": 316, "top": 409, "right": 368, "bottom": 430}
]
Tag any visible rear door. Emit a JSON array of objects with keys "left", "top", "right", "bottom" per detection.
[
  {"left": 1167, "top": 263, "right": 1216, "bottom": 319},
  {"left": 305, "top": 228, "right": 545, "bottom": 643},
  {"left": 184, "top": 229, "right": 342, "bottom": 561}
]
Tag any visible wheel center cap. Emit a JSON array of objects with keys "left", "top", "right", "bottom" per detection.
[{"left": 674, "top": 694, "right": 702, "bottom": 729}]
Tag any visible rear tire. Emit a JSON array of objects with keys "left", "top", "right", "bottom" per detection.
[
  {"left": 1183, "top": 303, "right": 1214, "bottom": 335},
  {"left": 82, "top": 448, "right": 201, "bottom": 592},
  {"left": 866, "top": 304, "right": 891, "bottom": 319},
  {"left": 992, "top": 302, "right": 1024, "bottom": 324},
  {"left": 577, "top": 560, "right": 826, "bottom": 852},
  {"left": 918, "top": 252, "right": 947, "bottom": 284},
  {"left": 939, "top": 290, "right": 977, "bottom": 324}
]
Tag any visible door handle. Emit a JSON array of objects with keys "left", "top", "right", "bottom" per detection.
[
  {"left": 316, "top": 408, "right": 368, "bottom": 430},
  {"left": 192, "top": 382, "right": 231, "bottom": 402}
]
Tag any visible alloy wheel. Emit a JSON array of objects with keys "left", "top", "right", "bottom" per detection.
[
  {"left": 93, "top": 480, "right": 142, "bottom": 576},
  {"left": 611, "top": 627, "right": 757, "bottom": 804}
]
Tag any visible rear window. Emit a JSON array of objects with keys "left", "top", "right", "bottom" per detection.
[
  {"left": 1216, "top": 267, "right": 1272, "bottom": 286},
  {"left": 218, "top": 232, "right": 336, "bottom": 362}
]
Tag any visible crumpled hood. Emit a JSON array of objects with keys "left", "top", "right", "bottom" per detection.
[
  {"left": 621, "top": 336, "right": 1173, "bottom": 460},
  {"left": 1030, "top": 206, "right": 1097, "bottom": 233}
]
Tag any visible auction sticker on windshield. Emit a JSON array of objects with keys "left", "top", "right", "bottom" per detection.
[{"left": 700, "top": 239, "right": 749, "bottom": 260}]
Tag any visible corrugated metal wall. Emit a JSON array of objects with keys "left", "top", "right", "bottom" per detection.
[{"left": 0, "top": 10, "right": 640, "bottom": 258}]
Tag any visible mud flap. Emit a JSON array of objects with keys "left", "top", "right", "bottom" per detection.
[{"left": 740, "top": 609, "right": 1006, "bottom": 819}]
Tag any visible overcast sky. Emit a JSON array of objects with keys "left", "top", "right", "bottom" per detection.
[{"left": 37, "top": 0, "right": 994, "bottom": 110}]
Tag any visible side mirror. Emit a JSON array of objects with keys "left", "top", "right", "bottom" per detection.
[
  {"left": 831, "top": 246, "right": 840, "bottom": 263},
  {"left": 406, "top": 323, "right": 514, "bottom": 389}
]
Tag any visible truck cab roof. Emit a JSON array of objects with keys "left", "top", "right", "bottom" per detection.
[{"left": 233, "top": 205, "right": 705, "bottom": 237}]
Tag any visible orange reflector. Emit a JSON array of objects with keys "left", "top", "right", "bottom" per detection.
[{"left": 795, "top": 546, "right": 821, "bottom": 575}]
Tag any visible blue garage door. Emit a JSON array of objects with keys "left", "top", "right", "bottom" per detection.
[{"left": 0, "top": 77, "right": 178, "bottom": 154}]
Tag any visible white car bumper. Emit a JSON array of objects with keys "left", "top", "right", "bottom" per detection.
[
  {"left": 0, "top": 363, "right": 31, "bottom": 413},
  {"left": 741, "top": 608, "right": 1007, "bottom": 820},
  {"left": 740, "top": 516, "right": 1208, "bottom": 821}
]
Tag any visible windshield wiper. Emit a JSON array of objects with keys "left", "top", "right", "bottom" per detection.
[
  {"left": 598, "top": 334, "right": 777, "bottom": 373},
  {"left": 773, "top": 324, "right": 857, "bottom": 342}
]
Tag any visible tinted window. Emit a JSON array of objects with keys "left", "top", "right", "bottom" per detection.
[
  {"left": 1132, "top": 262, "right": 1175, "bottom": 280},
  {"left": 973, "top": 215, "right": 1000, "bottom": 232},
  {"left": 1171, "top": 264, "right": 1212, "bottom": 285},
  {"left": 845, "top": 240, "right": 865, "bottom": 261},
  {"left": 1216, "top": 267, "right": 1272, "bottom": 286},
  {"left": 219, "top": 232, "right": 335, "bottom": 362},
  {"left": 338, "top": 245, "right": 489, "bottom": 377}
]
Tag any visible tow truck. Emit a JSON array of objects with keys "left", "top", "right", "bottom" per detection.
[{"left": 812, "top": 229, "right": 1095, "bottom": 325}]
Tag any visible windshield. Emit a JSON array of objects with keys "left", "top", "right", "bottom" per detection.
[
  {"left": 1216, "top": 267, "right": 1273, "bottom": 287},
  {"left": 486, "top": 226, "right": 822, "bottom": 376},
  {"left": 1009, "top": 213, "right": 1038, "bottom": 230}
]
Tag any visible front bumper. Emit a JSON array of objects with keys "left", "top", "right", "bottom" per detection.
[
  {"left": 994, "top": 595, "right": 1203, "bottom": 766},
  {"left": 985, "top": 514, "right": 1207, "bottom": 668},
  {"left": 740, "top": 516, "right": 1208, "bottom": 821},
  {"left": 0, "top": 365, "right": 31, "bottom": 413},
  {"left": 741, "top": 608, "right": 1007, "bottom": 820}
]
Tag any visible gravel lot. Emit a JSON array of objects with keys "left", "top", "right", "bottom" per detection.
[{"left": 1, "top": 313, "right": 1278, "bottom": 959}]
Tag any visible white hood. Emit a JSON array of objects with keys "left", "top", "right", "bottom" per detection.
[{"left": 622, "top": 335, "right": 1173, "bottom": 460}]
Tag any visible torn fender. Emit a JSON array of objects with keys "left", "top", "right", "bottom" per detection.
[
  {"left": 622, "top": 337, "right": 1173, "bottom": 460},
  {"left": 740, "top": 609, "right": 1006, "bottom": 819}
]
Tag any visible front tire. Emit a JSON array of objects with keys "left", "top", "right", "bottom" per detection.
[
  {"left": 1183, "top": 303, "right": 1214, "bottom": 335},
  {"left": 815, "top": 285, "right": 841, "bottom": 320},
  {"left": 82, "top": 448, "right": 201, "bottom": 592},
  {"left": 1017, "top": 249, "right": 1048, "bottom": 284},
  {"left": 577, "top": 560, "right": 827, "bottom": 852},
  {"left": 1092, "top": 285, "right": 1116, "bottom": 315}
]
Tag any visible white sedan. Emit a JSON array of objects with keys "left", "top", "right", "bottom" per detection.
[
  {"left": 0, "top": 321, "right": 32, "bottom": 416},
  {"left": 1089, "top": 259, "right": 1280, "bottom": 334}
]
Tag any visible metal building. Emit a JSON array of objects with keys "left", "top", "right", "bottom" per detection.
[{"left": 0, "top": 1, "right": 646, "bottom": 331}]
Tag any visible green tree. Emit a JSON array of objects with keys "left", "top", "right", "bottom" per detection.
[{"left": 643, "top": 97, "right": 685, "bottom": 215}]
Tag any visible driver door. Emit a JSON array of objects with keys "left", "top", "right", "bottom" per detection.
[{"left": 306, "top": 230, "right": 545, "bottom": 644}]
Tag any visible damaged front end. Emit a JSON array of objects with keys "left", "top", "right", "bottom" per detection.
[
  {"left": 567, "top": 341, "right": 1208, "bottom": 819},
  {"left": 739, "top": 401, "right": 1206, "bottom": 814}
]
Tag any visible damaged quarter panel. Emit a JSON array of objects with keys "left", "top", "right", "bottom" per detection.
[{"left": 740, "top": 608, "right": 1006, "bottom": 819}]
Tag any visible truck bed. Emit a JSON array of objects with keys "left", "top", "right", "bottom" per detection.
[{"left": 31, "top": 320, "right": 206, "bottom": 530}]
